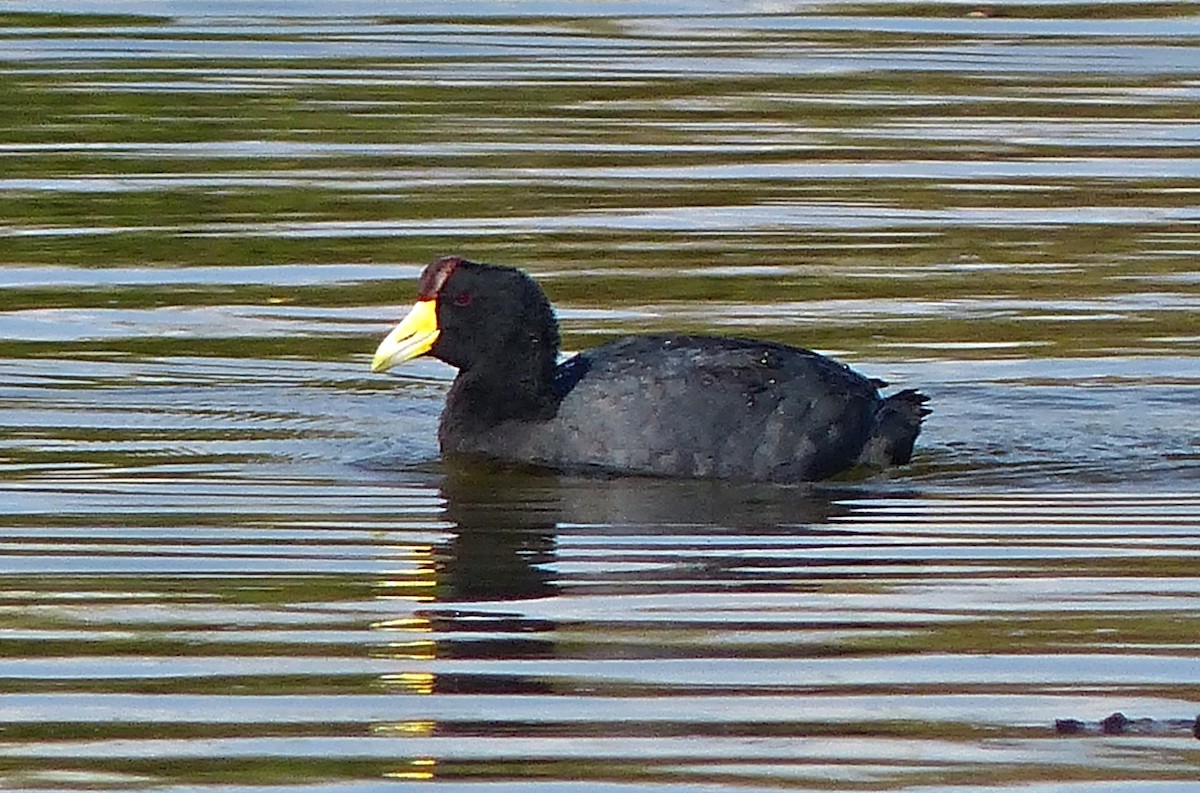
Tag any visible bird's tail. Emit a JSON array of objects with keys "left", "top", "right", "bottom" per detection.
[{"left": 857, "top": 389, "right": 931, "bottom": 468}]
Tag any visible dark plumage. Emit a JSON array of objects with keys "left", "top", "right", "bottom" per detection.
[{"left": 372, "top": 257, "right": 929, "bottom": 482}]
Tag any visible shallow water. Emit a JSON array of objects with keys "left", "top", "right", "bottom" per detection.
[{"left": 1, "top": 2, "right": 1198, "bottom": 791}]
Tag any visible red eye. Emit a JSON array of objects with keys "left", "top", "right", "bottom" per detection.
[{"left": 453, "top": 290, "right": 473, "bottom": 307}]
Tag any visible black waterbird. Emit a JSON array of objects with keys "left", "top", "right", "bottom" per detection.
[{"left": 371, "top": 257, "right": 929, "bottom": 482}]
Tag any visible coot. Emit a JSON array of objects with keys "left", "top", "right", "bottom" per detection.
[{"left": 371, "top": 256, "right": 929, "bottom": 482}]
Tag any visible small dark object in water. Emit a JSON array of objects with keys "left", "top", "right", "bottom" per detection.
[
  {"left": 1054, "top": 712, "right": 1200, "bottom": 738},
  {"left": 1054, "top": 718, "right": 1086, "bottom": 734},
  {"left": 1101, "top": 712, "right": 1131, "bottom": 734},
  {"left": 370, "top": 256, "right": 929, "bottom": 482}
]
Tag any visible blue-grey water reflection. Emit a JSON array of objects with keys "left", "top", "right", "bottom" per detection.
[{"left": 0, "top": 2, "right": 1198, "bottom": 790}]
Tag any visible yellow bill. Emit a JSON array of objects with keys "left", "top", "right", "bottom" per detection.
[{"left": 371, "top": 299, "right": 440, "bottom": 373}]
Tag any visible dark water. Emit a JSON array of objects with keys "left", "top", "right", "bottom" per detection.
[{"left": 1, "top": 2, "right": 1199, "bottom": 790}]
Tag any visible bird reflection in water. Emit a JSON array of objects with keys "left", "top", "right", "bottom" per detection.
[
  {"left": 371, "top": 469, "right": 565, "bottom": 778},
  {"left": 370, "top": 467, "right": 858, "bottom": 781}
]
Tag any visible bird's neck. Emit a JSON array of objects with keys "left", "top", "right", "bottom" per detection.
[{"left": 443, "top": 350, "right": 559, "bottom": 429}]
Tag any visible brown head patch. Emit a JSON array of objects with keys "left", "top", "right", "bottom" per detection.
[{"left": 416, "top": 256, "right": 465, "bottom": 299}]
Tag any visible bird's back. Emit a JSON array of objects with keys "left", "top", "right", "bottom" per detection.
[{"left": 441, "top": 335, "right": 886, "bottom": 481}]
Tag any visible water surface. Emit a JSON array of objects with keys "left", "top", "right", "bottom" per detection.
[{"left": 0, "top": 2, "right": 1198, "bottom": 790}]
